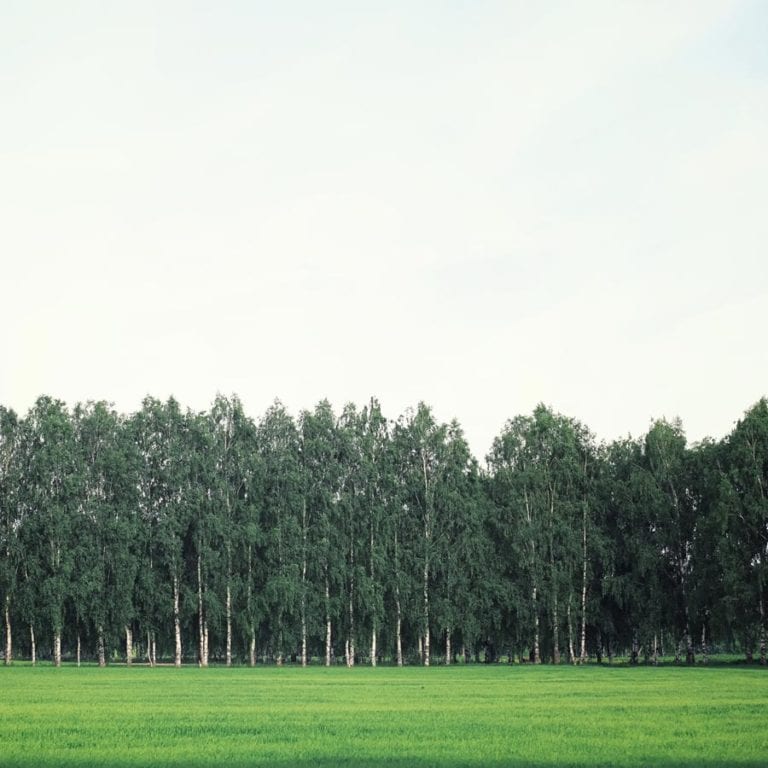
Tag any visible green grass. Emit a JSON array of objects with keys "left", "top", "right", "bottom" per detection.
[{"left": 1, "top": 664, "right": 767, "bottom": 767}]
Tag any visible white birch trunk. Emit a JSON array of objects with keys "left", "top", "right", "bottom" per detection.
[
  {"left": 203, "top": 622, "right": 209, "bottom": 667},
  {"left": 653, "top": 633, "right": 658, "bottom": 666},
  {"left": 301, "top": 500, "right": 308, "bottom": 667},
  {"left": 567, "top": 602, "right": 575, "bottom": 664},
  {"left": 173, "top": 574, "right": 182, "bottom": 667},
  {"left": 533, "top": 585, "right": 540, "bottom": 664},
  {"left": 125, "top": 627, "right": 132, "bottom": 666},
  {"left": 197, "top": 554, "right": 207, "bottom": 667},
  {"left": 53, "top": 630, "right": 61, "bottom": 667},
  {"left": 445, "top": 629, "right": 451, "bottom": 665},
  {"left": 226, "top": 584, "right": 232, "bottom": 667},
  {"left": 579, "top": 502, "right": 588, "bottom": 664},
  {"left": 370, "top": 624, "right": 377, "bottom": 667},
  {"left": 701, "top": 624, "right": 708, "bottom": 665},
  {"left": 325, "top": 574, "right": 332, "bottom": 667},
  {"left": 30, "top": 624, "right": 36, "bottom": 666},
  {"left": 347, "top": 591, "right": 355, "bottom": 668},
  {"left": 395, "top": 593, "right": 403, "bottom": 667},
  {"left": 250, "top": 631, "right": 256, "bottom": 668},
  {"left": 77, "top": 633, "right": 81, "bottom": 667},
  {"left": 423, "top": 561, "right": 430, "bottom": 667},
  {"left": 97, "top": 625, "right": 106, "bottom": 667},
  {"left": 4, "top": 595, "right": 11, "bottom": 665}
]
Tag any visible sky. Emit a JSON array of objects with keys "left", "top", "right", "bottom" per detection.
[{"left": 1, "top": 0, "right": 767, "bottom": 459}]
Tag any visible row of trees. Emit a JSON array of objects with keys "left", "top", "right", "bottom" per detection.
[{"left": 0, "top": 394, "right": 766, "bottom": 667}]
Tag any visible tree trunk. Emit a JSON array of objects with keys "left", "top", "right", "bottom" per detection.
[
  {"left": 759, "top": 594, "right": 767, "bottom": 665},
  {"left": 250, "top": 630, "right": 256, "bottom": 668},
  {"left": 701, "top": 624, "right": 708, "bottom": 665},
  {"left": 423, "top": 558, "right": 430, "bottom": 667},
  {"left": 347, "top": 574, "right": 355, "bottom": 668},
  {"left": 77, "top": 633, "right": 81, "bottom": 667},
  {"left": 370, "top": 623, "right": 377, "bottom": 667},
  {"left": 4, "top": 595, "right": 11, "bottom": 665},
  {"left": 653, "top": 633, "right": 658, "bottom": 666},
  {"left": 301, "top": 501, "right": 308, "bottom": 668},
  {"left": 579, "top": 502, "right": 588, "bottom": 664},
  {"left": 151, "top": 633, "right": 157, "bottom": 666},
  {"left": 146, "top": 630, "right": 153, "bottom": 666},
  {"left": 445, "top": 629, "right": 451, "bottom": 665},
  {"left": 684, "top": 629, "right": 694, "bottom": 665},
  {"left": 395, "top": 592, "right": 403, "bottom": 667},
  {"left": 325, "top": 573, "right": 332, "bottom": 667},
  {"left": 567, "top": 601, "right": 575, "bottom": 664},
  {"left": 197, "top": 554, "right": 207, "bottom": 667},
  {"left": 53, "top": 630, "right": 61, "bottom": 667},
  {"left": 30, "top": 624, "right": 36, "bottom": 666},
  {"left": 173, "top": 574, "right": 182, "bottom": 667},
  {"left": 533, "top": 585, "right": 541, "bottom": 664},
  {"left": 226, "top": 583, "right": 232, "bottom": 668},
  {"left": 125, "top": 627, "right": 133, "bottom": 666},
  {"left": 97, "top": 625, "right": 106, "bottom": 667}
]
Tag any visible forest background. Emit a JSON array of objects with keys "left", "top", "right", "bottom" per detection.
[{"left": 1, "top": 393, "right": 766, "bottom": 670}]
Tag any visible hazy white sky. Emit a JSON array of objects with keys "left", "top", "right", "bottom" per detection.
[{"left": 1, "top": 0, "right": 766, "bottom": 458}]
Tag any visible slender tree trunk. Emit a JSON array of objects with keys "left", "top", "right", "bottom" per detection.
[
  {"left": 247, "top": 546, "right": 256, "bottom": 667},
  {"left": 300, "top": 587, "right": 307, "bottom": 667},
  {"left": 197, "top": 554, "right": 207, "bottom": 667},
  {"left": 759, "top": 593, "right": 766, "bottom": 665},
  {"left": 369, "top": 503, "right": 377, "bottom": 668},
  {"left": 146, "top": 630, "right": 153, "bottom": 666},
  {"left": 301, "top": 500, "right": 308, "bottom": 668},
  {"left": 395, "top": 590, "right": 403, "bottom": 667},
  {"left": 423, "top": 559, "right": 430, "bottom": 667},
  {"left": 226, "top": 583, "right": 232, "bottom": 668},
  {"left": 151, "top": 633, "right": 157, "bottom": 667},
  {"left": 533, "top": 585, "right": 541, "bottom": 664},
  {"left": 4, "top": 595, "right": 11, "bottom": 665},
  {"left": 370, "top": 623, "right": 377, "bottom": 667},
  {"left": 125, "top": 627, "right": 133, "bottom": 666},
  {"left": 77, "top": 633, "right": 81, "bottom": 667},
  {"left": 567, "top": 601, "right": 575, "bottom": 664},
  {"left": 325, "top": 572, "right": 332, "bottom": 667},
  {"left": 97, "top": 625, "right": 106, "bottom": 667},
  {"left": 701, "top": 624, "right": 708, "bottom": 665},
  {"left": 173, "top": 574, "right": 182, "bottom": 667},
  {"left": 579, "top": 502, "right": 588, "bottom": 664},
  {"left": 53, "top": 630, "right": 61, "bottom": 667},
  {"left": 394, "top": 527, "right": 403, "bottom": 667},
  {"left": 347, "top": 579, "right": 355, "bottom": 668},
  {"left": 422, "top": 450, "right": 431, "bottom": 668},
  {"left": 445, "top": 629, "right": 451, "bottom": 665},
  {"left": 30, "top": 624, "right": 36, "bottom": 666},
  {"left": 653, "top": 633, "right": 659, "bottom": 666}
]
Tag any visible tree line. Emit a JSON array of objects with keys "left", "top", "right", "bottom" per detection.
[{"left": 0, "top": 394, "right": 766, "bottom": 667}]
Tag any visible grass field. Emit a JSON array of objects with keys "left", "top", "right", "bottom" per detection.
[{"left": 0, "top": 664, "right": 766, "bottom": 767}]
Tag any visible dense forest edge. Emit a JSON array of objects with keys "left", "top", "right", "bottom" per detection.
[{"left": 0, "top": 394, "right": 766, "bottom": 668}]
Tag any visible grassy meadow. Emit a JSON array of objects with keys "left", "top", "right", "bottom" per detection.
[{"left": 0, "top": 663, "right": 766, "bottom": 767}]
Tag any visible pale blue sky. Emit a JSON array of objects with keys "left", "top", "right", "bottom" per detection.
[{"left": 1, "top": 1, "right": 766, "bottom": 457}]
